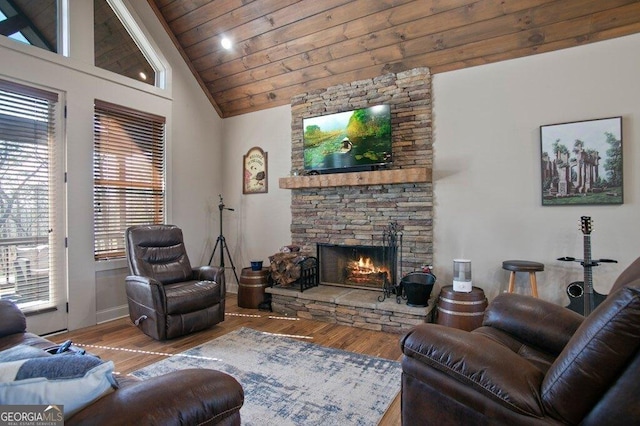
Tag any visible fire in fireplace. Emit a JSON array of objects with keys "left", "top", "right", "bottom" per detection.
[{"left": 317, "top": 243, "right": 396, "bottom": 291}]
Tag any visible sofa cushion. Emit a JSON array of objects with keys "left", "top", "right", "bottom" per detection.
[
  {"left": 164, "top": 280, "right": 221, "bottom": 314},
  {"left": 0, "top": 355, "right": 118, "bottom": 419}
]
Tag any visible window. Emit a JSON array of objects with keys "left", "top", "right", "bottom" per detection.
[
  {"left": 94, "top": 0, "right": 162, "bottom": 87},
  {"left": 93, "top": 100, "right": 165, "bottom": 260},
  {"left": 0, "top": 0, "right": 58, "bottom": 52},
  {"left": 0, "top": 79, "right": 64, "bottom": 310}
]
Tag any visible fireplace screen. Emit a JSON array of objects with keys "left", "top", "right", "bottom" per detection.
[{"left": 317, "top": 243, "right": 395, "bottom": 291}]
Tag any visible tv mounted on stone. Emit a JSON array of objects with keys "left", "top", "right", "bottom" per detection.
[{"left": 303, "top": 104, "right": 392, "bottom": 174}]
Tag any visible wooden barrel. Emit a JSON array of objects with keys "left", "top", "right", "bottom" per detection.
[
  {"left": 436, "top": 285, "right": 487, "bottom": 331},
  {"left": 238, "top": 267, "right": 270, "bottom": 309}
]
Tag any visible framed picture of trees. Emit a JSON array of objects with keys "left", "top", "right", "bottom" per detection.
[{"left": 540, "top": 117, "right": 622, "bottom": 206}]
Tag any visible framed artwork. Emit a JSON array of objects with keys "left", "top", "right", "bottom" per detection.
[
  {"left": 243, "top": 146, "right": 268, "bottom": 194},
  {"left": 540, "top": 117, "right": 622, "bottom": 206}
]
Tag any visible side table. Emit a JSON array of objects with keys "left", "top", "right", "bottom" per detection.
[
  {"left": 238, "top": 267, "right": 271, "bottom": 309},
  {"left": 435, "top": 285, "right": 488, "bottom": 331}
]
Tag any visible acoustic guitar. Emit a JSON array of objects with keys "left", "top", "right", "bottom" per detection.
[
  {"left": 559, "top": 216, "right": 616, "bottom": 316},
  {"left": 565, "top": 281, "right": 606, "bottom": 316}
]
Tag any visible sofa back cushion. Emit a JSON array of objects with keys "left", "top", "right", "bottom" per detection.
[
  {"left": 541, "top": 278, "right": 640, "bottom": 423},
  {"left": 125, "top": 225, "right": 193, "bottom": 284}
]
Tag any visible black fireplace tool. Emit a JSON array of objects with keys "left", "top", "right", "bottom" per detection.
[{"left": 379, "top": 222, "right": 403, "bottom": 303}]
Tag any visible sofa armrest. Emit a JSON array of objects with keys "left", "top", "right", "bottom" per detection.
[
  {"left": 193, "top": 266, "right": 226, "bottom": 295},
  {"left": 482, "top": 293, "right": 584, "bottom": 355},
  {"left": 125, "top": 275, "right": 166, "bottom": 314},
  {"left": 67, "top": 369, "right": 244, "bottom": 426},
  {"left": 0, "top": 300, "right": 27, "bottom": 337},
  {"left": 402, "top": 323, "right": 546, "bottom": 416}
]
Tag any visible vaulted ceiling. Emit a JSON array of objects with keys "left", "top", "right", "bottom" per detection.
[{"left": 148, "top": 0, "right": 640, "bottom": 118}]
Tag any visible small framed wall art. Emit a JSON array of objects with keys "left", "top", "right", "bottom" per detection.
[
  {"left": 540, "top": 116, "right": 622, "bottom": 206},
  {"left": 243, "top": 146, "right": 268, "bottom": 194}
]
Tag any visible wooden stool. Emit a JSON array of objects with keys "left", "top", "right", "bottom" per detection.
[{"left": 502, "top": 260, "right": 544, "bottom": 298}]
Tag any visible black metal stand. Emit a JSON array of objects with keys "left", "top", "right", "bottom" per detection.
[
  {"left": 208, "top": 195, "right": 239, "bottom": 284},
  {"left": 379, "top": 222, "right": 403, "bottom": 303}
]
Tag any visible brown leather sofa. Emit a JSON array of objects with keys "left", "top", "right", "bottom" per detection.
[
  {"left": 401, "top": 257, "right": 640, "bottom": 425},
  {"left": 0, "top": 299, "right": 244, "bottom": 425},
  {"left": 125, "top": 225, "right": 226, "bottom": 340}
]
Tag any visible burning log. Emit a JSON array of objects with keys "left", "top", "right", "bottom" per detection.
[{"left": 344, "top": 256, "right": 389, "bottom": 287}]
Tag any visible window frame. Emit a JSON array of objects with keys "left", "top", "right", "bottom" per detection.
[
  {"left": 93, "top": 99, "right": 166, "bottom": 261},
  {"left": 0, "top": 77, "right": 66, "bottom": 313}
]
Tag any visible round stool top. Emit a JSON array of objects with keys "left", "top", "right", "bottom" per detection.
[{"left": 502, "top": 260, "right": 544, "bottom": 272}]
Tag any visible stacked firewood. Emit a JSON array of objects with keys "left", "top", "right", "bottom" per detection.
[{"left": 269, "top": 252, "right": 308, "bottom": 286}]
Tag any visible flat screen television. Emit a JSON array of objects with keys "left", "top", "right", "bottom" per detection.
[{"left": 303, "top": 104, "right": 392, "bottom": 173}]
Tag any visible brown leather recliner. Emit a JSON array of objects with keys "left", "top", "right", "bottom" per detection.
[
  {"left": 125, "top": 224, "right": 226, "bottom": 340},
  {"left": 401, "top": 256, "right": 640, "bottom": 425}
]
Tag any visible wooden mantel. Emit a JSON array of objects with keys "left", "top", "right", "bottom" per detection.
[{"left": 279, "top": 167, "right": 431, "bottom": 189}]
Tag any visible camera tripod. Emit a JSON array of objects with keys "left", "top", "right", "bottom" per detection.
[{"left": 208, "top": 195, "right": 239, "bottom": 284}]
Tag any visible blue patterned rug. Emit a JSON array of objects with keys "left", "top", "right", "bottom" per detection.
[{"left": 131, "top": 327, "right": 401, "bottom": 425}]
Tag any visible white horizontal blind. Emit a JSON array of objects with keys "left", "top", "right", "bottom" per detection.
[
  {"left": 93, "top": 100, "right": 165, "bottom": 260},
  {"left": 0, "top": 79, "right": 61, "bottom": 311}
]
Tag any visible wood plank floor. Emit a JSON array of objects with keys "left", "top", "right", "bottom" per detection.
[{"left": 49, "top": 294, "right": 403, "bottom": 425}]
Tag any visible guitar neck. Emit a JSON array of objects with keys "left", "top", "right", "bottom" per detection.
[
  {"left": 583, "top": 233, "right": 595, "bottom": 315},
  {"left": 583, "top": 234, "right": 593, "bottom": 291}
]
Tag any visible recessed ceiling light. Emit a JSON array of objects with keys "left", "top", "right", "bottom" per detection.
[
  {"left": 139, "top": 72, "right": 147, "bottom": 80},
  {"left": 221, "top": 37, "right": 232, "bottom": 50}
]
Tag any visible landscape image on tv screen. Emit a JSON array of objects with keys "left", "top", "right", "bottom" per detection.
[{"left": 303, "top": 104, "right": 392, "bottom": 172}]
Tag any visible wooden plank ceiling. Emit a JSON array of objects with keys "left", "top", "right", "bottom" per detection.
[{"left": 148, "top": 0, "right": 640, "bottom": 118}]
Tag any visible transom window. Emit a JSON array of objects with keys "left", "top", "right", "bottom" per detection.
[
  {"left": 0, "top": 0, "right": 57, "bottom": 52},
  {"left": 94, "top": 0, "right": 156, "bottom": 86}
]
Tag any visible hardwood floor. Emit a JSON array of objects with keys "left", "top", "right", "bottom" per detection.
[{"left": 49, "top": 294, "right": 403, "bottom": 425}]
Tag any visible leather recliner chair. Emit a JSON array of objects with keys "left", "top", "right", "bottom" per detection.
[
  {"left": 401, "top": 256, "right": 640, "bottom": 425},
  {"left": 125, "top": 224, "right": 226, "bottom": 340}
]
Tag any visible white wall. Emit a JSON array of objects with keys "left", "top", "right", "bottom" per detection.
[
  {"left": 220, "top": 105, "right": 292, "bottom": 293},
  {"left": 433, "top": 33, "right": 640, "bottom": 303},
  {"left": 0, "top": 0, "right": 223, "bottom": 330},
  {"left": 224, "top": 33, "right": 640, "bottom": 306}
]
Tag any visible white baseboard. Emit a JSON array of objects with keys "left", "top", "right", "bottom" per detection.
[{"left": 97, "top": 304, "right": 129, "bottom": 324}]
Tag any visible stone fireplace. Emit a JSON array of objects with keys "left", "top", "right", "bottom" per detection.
[
  {"left": 267, "top": 67, "right": 434, "bottom": 333},
  {"left": 286, "top": 67, "right": 433, "bottom": 274}
]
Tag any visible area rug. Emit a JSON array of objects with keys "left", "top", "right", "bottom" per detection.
[{"left": 131, "top": 327, "right": 401, "bottom": 425}]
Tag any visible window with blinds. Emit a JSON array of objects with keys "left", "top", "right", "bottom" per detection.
[
  {"left": 0, "top": 79, "right": 62, "bottom": 310},
  {"left": 93, "top": 100, "right": 165, "bottom": 260}
]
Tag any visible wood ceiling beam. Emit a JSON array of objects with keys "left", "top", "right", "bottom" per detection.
[{"left": 0, "top": 14, "right": 28, "bottom": 36}]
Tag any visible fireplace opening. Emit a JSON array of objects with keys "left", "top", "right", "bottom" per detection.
[{"left": 317, "top": 243, "right": 397, "bottom": 291}]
